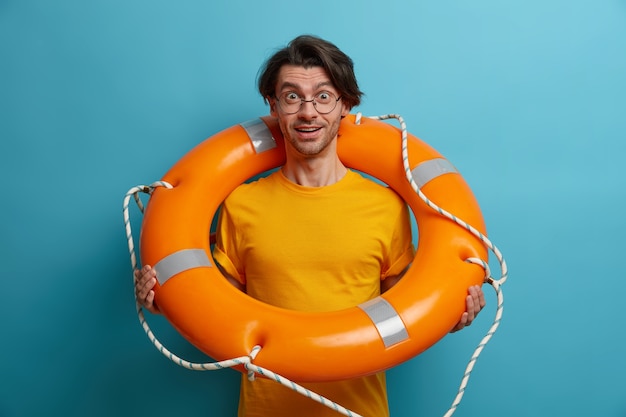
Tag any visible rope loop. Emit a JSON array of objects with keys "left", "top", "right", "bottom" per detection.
[
  {"left": 465, "top": 257, "right": 492, "bottom": 284},
  {"left": 245, "top": 345, "right": 262, "bottom": 381}
]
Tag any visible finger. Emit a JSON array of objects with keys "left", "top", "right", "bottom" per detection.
[
  {"left": 139, "top": 278, "right": 157, "bottom": 302},
  {"left": 137, "top": 281, "right": 149, "bottom": 299},
  {"left": 466, "top": 293, "right": 477, "bottom": 322},
  {"left": 477, "top": 286, "right": 486, "bottom": 309},
  {"left": 135, "top": 267, "right": 145, "bottom": 286},
  {"left": 468, "top": 286, "right": 482, "bottom": 314},
  {"left": 145, "top": 289, "right": 155, "bottom": 308},
  {"left": 136, "top": 266, "right": 154, "bottom": 288},
  {"left": 140, "top": 266, "right": 154, "bottom": 284},
  {"left": 135, "top": 268, "right": 156, "bottom": 301},
  {"left": 451, "top": 312, "right": 468, "bottom": 333}
]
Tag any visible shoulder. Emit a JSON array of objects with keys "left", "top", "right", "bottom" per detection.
[
  {"left": 222, "top": 170, "right": 281, "bottom": 206},
  {"left": 347, "top": 171, "right": 406, "bottom": 205}
]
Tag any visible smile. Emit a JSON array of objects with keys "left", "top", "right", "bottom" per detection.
[{"left": 296, "top": 126, "right": 322, "bottom": 133}]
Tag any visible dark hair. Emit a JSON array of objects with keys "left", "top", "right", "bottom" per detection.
[{"left": 257, "top": 35, "right": 363, "bottom": 109}]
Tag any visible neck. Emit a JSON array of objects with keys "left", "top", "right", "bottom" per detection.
[{"left": 281, "top": 156, "right": 348, "bottom": 187}]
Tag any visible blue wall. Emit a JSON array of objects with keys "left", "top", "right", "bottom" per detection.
[{"left": 2, "top": 1, "right": 625, "bottom": 416}]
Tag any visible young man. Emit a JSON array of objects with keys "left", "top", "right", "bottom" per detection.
[{"left": 135, "top": 35, "right": 485, "bottom": 417}]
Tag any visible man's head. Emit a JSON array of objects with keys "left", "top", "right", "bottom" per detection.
[{"left": 257, "top": 35, "right": 363, "bottom": 110}]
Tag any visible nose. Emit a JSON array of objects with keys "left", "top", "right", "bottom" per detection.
[{"left": 298, "top": 99, "right": 318, "bottom": 117}]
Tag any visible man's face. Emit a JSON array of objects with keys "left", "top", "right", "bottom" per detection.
[{"left": 269, "top": 65, "right": 349, "bottom": 158}]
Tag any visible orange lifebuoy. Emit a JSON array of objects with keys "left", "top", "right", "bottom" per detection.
[{"left": 140, "top": 114, "right": 488, "bottom": 382}]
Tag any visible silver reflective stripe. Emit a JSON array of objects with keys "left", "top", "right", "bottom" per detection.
[
  {"left": 240, "top": 118, "right": 276, "bottom": 153},
  {"left": 411, "top": 158, "right": 458, "bottom": 188},
  {"left": 358, "top": 297, "right": 409, "bottom": 348},
  {"left": 153, "top": 249, "right": 212, "bottom": 285}
]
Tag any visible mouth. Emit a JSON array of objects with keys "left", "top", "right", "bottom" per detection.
[
  {"left": 294, "top": 125, "right": 323, "bottom": 140},
  {"left": 295, "top": 126, "right": 322, "bottom": 133}
]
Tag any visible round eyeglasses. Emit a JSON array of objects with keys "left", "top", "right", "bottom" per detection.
[{"left": 275, "top": 91, "right": 342, "bottom": 114}]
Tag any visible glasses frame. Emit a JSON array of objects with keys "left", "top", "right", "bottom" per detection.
[{"left": 275, "top": 91, "right": 342, "bottom": 115}]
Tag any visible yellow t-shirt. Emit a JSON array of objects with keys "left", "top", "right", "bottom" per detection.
[{"left": 213, "top": 169, "right": 414, "bottom": 417}]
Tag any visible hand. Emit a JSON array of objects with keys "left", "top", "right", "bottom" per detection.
[
  {"left": 134, "top": 265, "right": 160, "bottom": 314},
  {"left": 450, "top": 285, "right": 485, "bottom": 333}
]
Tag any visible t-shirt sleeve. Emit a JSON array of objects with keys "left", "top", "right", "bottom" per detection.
[
  {"left": 381, "top": 201, "right": 415, "bottom": 280},
  {"left": 212, "top": 202, "right": 246, "bottom": 285}
]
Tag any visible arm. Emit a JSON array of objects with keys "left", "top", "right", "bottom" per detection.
[
  {"left": 380, "top": 267, "right": 407, "bottom": 293},
  {"left": 217, "top": 263, "right": 246, "bottom": 292}
]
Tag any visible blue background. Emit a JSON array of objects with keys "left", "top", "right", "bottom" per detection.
[{"left": 2, "top": 1, "right": 625, "bottom": 416}]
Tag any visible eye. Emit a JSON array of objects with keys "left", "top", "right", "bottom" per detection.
[
  {"left": 316, "top": 91, "right": 333, "bottom": 103},
  {"left": 282, "top": 92, "right": 300, "bottom": 103}
]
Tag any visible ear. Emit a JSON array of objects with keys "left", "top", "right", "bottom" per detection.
[
  {"left": 268, "top": 97, "right": 278, "bottom": 116},
  {"left": 340, "top": 102, "right": 350, "bottom": 118}
]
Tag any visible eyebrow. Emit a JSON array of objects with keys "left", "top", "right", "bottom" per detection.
[{"left": 278, "top": 81, "right": 335, "bottom": 93}]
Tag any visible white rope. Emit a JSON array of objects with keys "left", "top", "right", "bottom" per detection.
[
  {"left": 358, "top": 112, "right": 508, "bottom": 287},
  {"left": 122, "top": 114, "right": 508, "bottom": 416},
  {"left": 443, "top": 279, "right": 504, "bottom": 417},
  {"left": 356, "top": 112, "right": 508, "bottom": 417},
  {"left": 122, "top": 182, "right": 362, "bottom": 417}
]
